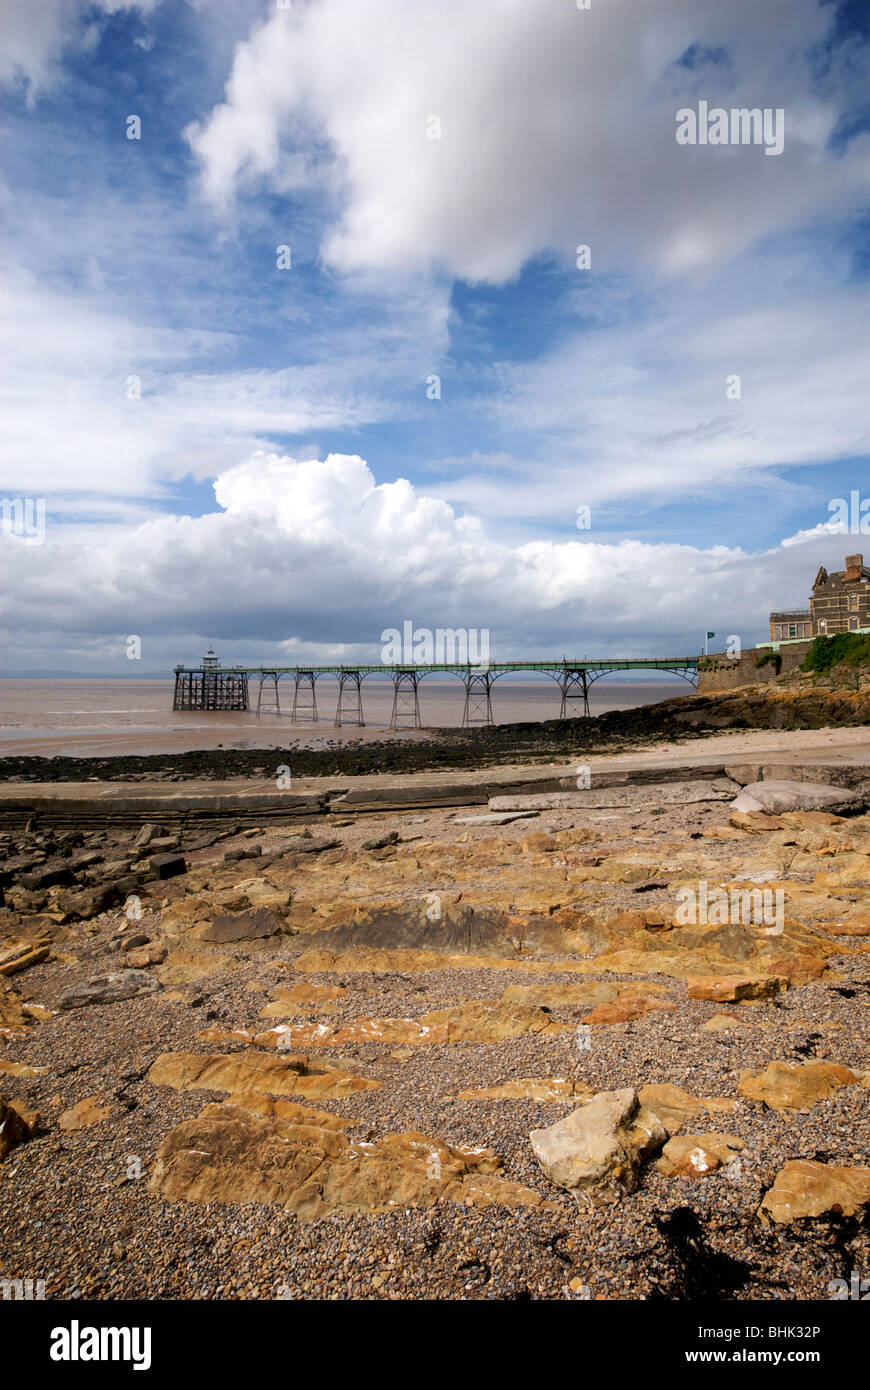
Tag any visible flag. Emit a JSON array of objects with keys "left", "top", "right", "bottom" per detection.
[{"left": 707, "top": 631, "right": 715, "bottom": 639}]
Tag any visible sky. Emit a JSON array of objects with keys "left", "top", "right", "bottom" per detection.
[{"left": 0, "top": 0, "right": 868, "bottom": 675}]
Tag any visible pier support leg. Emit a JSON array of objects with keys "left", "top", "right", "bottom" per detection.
[
  {"left": 255, "top": 673, "right": 281, "bottom": 717},
  {"left": 334, "top": 671, "right": 365, "bottom": 727},
  {"left": 461, "top": 670, "right": 494, "bottom": 727},
  {"left": 559, "top": 668, "right": 590, "bottom": 718},
  {"left": 390, "top": 670, "right": 421, "bottom": 730},
  {"left": 291, "top": 672, "right": 319, "bottom": 723}
]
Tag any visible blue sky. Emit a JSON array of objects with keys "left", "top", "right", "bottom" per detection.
[{"left": 0, "top": 0, "right": 868, "bottom": 673}]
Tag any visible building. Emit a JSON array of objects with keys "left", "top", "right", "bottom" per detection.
[{"left": 769, "top": 553, "right": 870, "bottom": 641}]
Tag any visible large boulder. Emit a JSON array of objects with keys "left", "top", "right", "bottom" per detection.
[
  {"left": 731, "top": 781, "right": 863, "bottom": 815},
  {"left": 530, "top": 1087, "right": 666, "bottom": 1200}
]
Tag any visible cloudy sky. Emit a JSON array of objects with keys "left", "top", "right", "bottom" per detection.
[{"left": 0, "top": 0, "right": 868, "bottom": 674}]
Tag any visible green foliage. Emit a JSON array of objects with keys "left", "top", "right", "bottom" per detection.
[
  {"left": 755, "top": 651, "right": 782, "bottom": 672},
  {"left": 801, "top": 633, "right": 870, "bottom": 673}
]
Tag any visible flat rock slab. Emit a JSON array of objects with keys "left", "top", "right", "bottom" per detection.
[
  {"left": 334, "top": 785, "right": 485, "bottom": 810},
  {"left": 148, "top": 1103, "right": 546, "bottom": 1221},
  {"left": 759, "top": 1160, "right": 870, "bottom": 1224},
  {"left": 490, "top": 780, "right": 739, "bottom": 812},
  {"left": 57, "top": 969, "right": 162, "bottom": 1010},
  {"left": 452, "top": 811, "right": 540, "bottom": 825},
  {"left": 731, "top": 780, "right": 864, "bottom": 815},
  {"left": 201, "top": 908, "right": 283, "bottom": 944}
]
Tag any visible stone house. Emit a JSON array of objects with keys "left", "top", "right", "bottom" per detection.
[{"left": 769, "top": 553, "right": 870, "bottom": 640}]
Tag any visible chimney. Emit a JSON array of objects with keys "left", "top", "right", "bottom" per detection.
[{"left": 845, "top": 554, "right": 864, "bottom": 571}]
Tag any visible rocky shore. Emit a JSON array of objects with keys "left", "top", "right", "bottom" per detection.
[
  {"left": 3, "top": 684, "right": 870, "bottom": 783},
  {"left": 2, "top": 723, "right": 870, "bottom": 1303}
]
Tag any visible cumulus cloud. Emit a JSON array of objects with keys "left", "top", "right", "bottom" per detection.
[
  {"left": 187, "top": 0, "right": 869, "bottom": 281},
  {"left": 0, "top": 0, "right": 162, "bottom": 97},
  {"left": 0, "top": 449, "right": 852, "bottom": 670}
]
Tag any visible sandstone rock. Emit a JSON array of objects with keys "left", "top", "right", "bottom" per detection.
[
  {"left": 729, "top": 811, "right": 787, "bottom": 833},
  {"left": 0, "top": 944, "right": 50, "bottom": 977},
  {"left": 361, "top": 831, "right": 400, "bottom": 850},
  {"left": 124, "top": 943, "right": 167, "bottom": 968},
  {"left": 155, "top": 949, "right": 226, "bottom": 986},
  {"left": 147, "top": 1050, "right": 380, "bottom": 1099},
  {"left": 701, "top": 1012, "right": 752, "bottom": 1032},
  {"left": 121, "top": 932, "right": 149, "bottom": 951},
  {"left": 738, "top": 1060, "right": 860, "bottom": 1110},
  {"left": 134, "top": 823, "right": 165, "bottom": 849},
  {"left": 759, "top": 1160, "right": 870, "bottom": 1224},
  {"left": 293, "top": 947, "right": 595, "bottom": 975},
  {"left": 530, "top": 1087, "right": 666, "bottom": 1199},
  {"left": 226, "top": 1092, "right": 351, "bottom": 1128},
  {"left": 200, "top": 907, "right": 283, "bottom": 944},
  {"left": 459, "top": 1077, "right": 594, "bottom": 1102},
  {"left": 0, "top": 981, "right": 30, "bottom": 1031},
  {"left": 731, "top": 781, "right": 863, "bottom": 816},
  {"left": 501, "top": 981, "right": 623, "bottom": 1008},
  {"left": 62, "top": 884, "right": 123, "bottom": 921},
  {"left": 582, "top": 989, "right": 677, "bottom": 1025},
  {"left": 148, "top": 1103, "right": 546, "bottom": 1220},
  {"left": 656, "top": 1132, "right": 744, "bottom": 1178},
  {"left": 0, "top": 1094, "right": 36, "bottom": 1159},
  {"left": 0, "top": 1060, "right": 49, "bottom": 1078},
  {"left": 57, "top": 969, "right": 162, "bottom": 1010},
  {"left": 59, "top": 1095, "right": 114, "bottom": 1130},
  {"left": 256, "top": 1000, "right": 567, "bottom": 1049},
  {"left": 638, "top": 1083, "right": 737, "bottom": 1134},
  {"left": 21, "top": 1003, "right": 55, "bottom": 1023},
  {"left": 687, "top": 974, "right": 784, "bottom": 1002},
  {"left": 258, "top": 981, "right": 346, "bottom": 1019}
]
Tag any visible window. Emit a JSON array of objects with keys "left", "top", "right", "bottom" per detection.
[
  {"left": 849, "top": 593, "right": 859, "bottom": 609},
  {"left": 850, "top": 617, "right": 859, "bottom": 630},
  {"left": 789, "top": 624, "right": 797, "bottom": 637},
  {"left": 818, "top": 620, "right": 827, "bottom": 633}
]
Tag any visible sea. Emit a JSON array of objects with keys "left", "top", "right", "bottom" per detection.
[{"left": 0, "top": 674, "right": 693, "bottom": 758}]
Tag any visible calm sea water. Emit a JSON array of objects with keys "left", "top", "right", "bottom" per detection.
[{"left": 0, "top": 674, "right": 693, "bottom": 757}]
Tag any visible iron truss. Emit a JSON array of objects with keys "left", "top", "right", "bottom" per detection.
[{"left": 173, "top": 657, "right": 699, "bottom": 729}]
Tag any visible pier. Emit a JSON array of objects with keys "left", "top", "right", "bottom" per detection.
[{"left": 172, "top": 651, "right": 699, "bottom": 728}]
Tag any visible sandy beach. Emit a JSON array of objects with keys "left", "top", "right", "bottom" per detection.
[{"left": 2, "top": 703, "right": 870, "bottom": 1303}]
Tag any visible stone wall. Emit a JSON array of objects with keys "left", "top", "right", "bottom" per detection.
[{"left": 697, "top": 639, "right": 813, "bottom": 693}]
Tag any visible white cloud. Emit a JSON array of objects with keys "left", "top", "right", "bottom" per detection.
[
  {"left": 0, "top": 448, "right": 855, "bottom": 669},
  {"left": 187, "top": 0, "right": 868, "bottom": 282},
  {"left": 0, "top": 264, "right": 449, "bottom": 495},
  {"left": 0, "top": 0, "right": 162, "bottom": 98}
]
